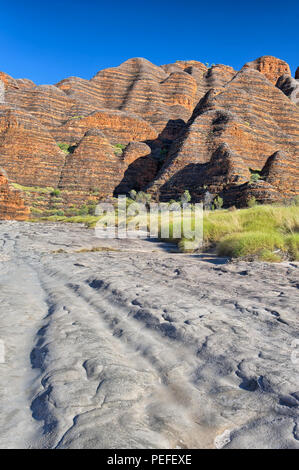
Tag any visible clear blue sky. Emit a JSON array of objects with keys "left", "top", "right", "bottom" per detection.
[{"left": 0, "top": 0, "right": 298, "bottom": 84}]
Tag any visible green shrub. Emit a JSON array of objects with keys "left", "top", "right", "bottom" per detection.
[
  {"left": 181, "top": 190, "right": 191, "bottom": 204},
  {"left": 247, "top": 196, "right": 257, "bottom": 208},
  {"left": 55, "top": 210, "right": 65, "bottom": 216},
  {"left": 113, "top": 144, "right": 126, "bottom": 155},
  {"left": 87, "top": 203, "right": 97, "bottom": 215},
  {"left": 291, "top": 196, "right": 299, "bottom": 207},
  {"left": 129, "top": 189, "right": 137, "bottom": 201},
  {"left": 217, "top": 231, "right": 285, "bottom": 258},
  {"left": 135, "top": 191, "right": 151, "bottom": 203},
  {"left": 51, "top": 189, "right": 61, "bottom": 197},
  {"left": 79, "top": 204, "right": 89, "bottom": 215},
  {"left": 213, "top": 195, "right": 223, "bottom": 210},
  {"left": 57, "top": 142, "right": 75, "bottom": 154},
  {"left": 284, "top": 233, "right": 299, "bottom": 261},
  {"left": 250, "top": 173, "right": 261, "bottom": 183}
]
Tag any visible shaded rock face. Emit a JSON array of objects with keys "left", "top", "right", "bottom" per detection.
[
  {"left": 0, "top": 168, "right": 30, "bottom": 220},
  {"left": 0, "top": 54, "right": 298, "bottom": 213},
  {"left": 276, "top": 74, "right": 299, "bottom": 105},
  {"left": 114, "top": 142, "right": 158, "bottom": 195},
  {"left": 148, "top": 67, "right": 299, "bottom": 203}
]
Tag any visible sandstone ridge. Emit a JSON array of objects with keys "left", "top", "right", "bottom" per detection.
[{"left": 0, "top": 55, "right": 298, "bottom": 217}]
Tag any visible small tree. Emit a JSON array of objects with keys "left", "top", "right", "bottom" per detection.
[
  {"left": 250, "top": 173, "right": 261, "bottom": 183},
  {"left": 214, "top": 195, "right": 223, "bottom": 210},
  {"left": 51, "top": 189, "right": 61, "bottom": 197},
  {"left": 129, "top": 189, "right": 137, "bottom": 201},
  {"left": 247, "top": 196, "right": 257, "bottom": 208},
  {"left": 181, "top": 190, "right": 191, "bottom": 204},
  {"left": 135, "top": 191, "right": 151, "bottom": 203}
]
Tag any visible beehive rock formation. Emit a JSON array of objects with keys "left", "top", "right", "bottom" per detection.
[
  {"left": 115, "top": 142, "right": 158, "bottom": 195},
  {"left": 0, "top": 168, "right": 30, "bottom": 220},
  {"left": 244, "top": 56, "right": 291, "bottom": 84},
  {"left": 52, "top": 109, "right": 158, "bottom": 145},
  {"left": 0, "top": 54, "right": 298, "bottom": 216},
  {"left": 0, "top": 105, "right": 65, "bottom": 187},
  {"left": 59, "top": 130, "right": 123, "bottom": 194},
  {"left": 148, "top": 66, "right": 299, "bottom": 203}
]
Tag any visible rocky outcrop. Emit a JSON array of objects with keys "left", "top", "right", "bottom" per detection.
[
  {"left": 276, "top": 74, "right": 299, "bottom": 105},
  {"left": 115, "top": 142, "right": 158, "bottom": 195},
  {"left": 0, "top": 105, "right": 65, "bottom": 187},
  {"left": 59, "top": 130, "right": 123, "bottom": 195},
  {"left": 0, "top": 168, "right": 30, "bottom": 220},
  {"left": 244, "top": 56, "right": 291, "bottom": 84},
  {"left": 148, "top": 67, "right": 299, "bottom": 202},
  {"left": 261, "top": 150, "right": 298, "bottom": 194},
  {"left": 0, "top": 54, "right": 298, "bottom": 213}
]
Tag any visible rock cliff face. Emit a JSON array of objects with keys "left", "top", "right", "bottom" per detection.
[
  {"left": 0, "top": 168, "right": 30, "bottom": 220},
  {"left": 244, "top": 56, "right": 291, "bottom": 84},
  {"left": 147, "top": 66, "right": 299, "bottom": 203},
  {"left": 0, "top": 105, "right": 65, "bottom": 187},
  {"left": 277, "top": 74, "right": 299, "bottom": 105},
  {"left": 0, "top": 54, "right": 298, "bottom": 216}
]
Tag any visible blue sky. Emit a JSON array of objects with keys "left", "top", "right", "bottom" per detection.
[{"left": 0, "top": 0, "right": 298, "bottom": 84}]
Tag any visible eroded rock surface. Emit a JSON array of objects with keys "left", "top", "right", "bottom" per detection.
[
  {"left": 0, "top": 222, "right": 298, "bottom": 449},
  {"left": 0, "top": 170, "right": 29, "bottom": 220}
]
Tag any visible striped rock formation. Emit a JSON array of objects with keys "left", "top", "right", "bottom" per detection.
[
  {"left": 114, "top": 142, "right": 158, "bottom": 195},
  {"left": 51, "top": 109, "right": 158, "bottom": 145},
  {"left": 59, "top": 132, "right": 158, "bottom": 200},
  {"left": 0, "top": 168, "right": 30, "bottom": 220},
  {"left": 0, "top": 54, "right": 298, "bottom": 214},
  {"left": 0, "top": 105, "right": 65, "bottom": 187},
  {"left": 147, "top": 65, "right": 299, "bottom": 204},
  {"left": 59, "top": 130, "right": 123, "bottom": 194},
  {"left": 244, "top": 56, "right": 291, "bottom": 84}
]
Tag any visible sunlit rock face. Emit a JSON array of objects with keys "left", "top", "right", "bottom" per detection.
[
  {"left": 0, "top": 168, "right": 30, "bottom": 220},
  {"left": 0, "top": 54, "right": 298, "bottom": 212}
]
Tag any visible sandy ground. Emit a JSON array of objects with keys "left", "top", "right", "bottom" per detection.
[{"left": 0, "top": 220, "right": 298, "bottom": 449}]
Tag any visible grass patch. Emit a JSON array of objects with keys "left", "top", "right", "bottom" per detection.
[
  {"left": 206, "top": 205, "right": 299, "bottom": 261},
  {"left": 113, "top": 144, "right": 126, "bottom": 155},
  {"left": 33, "top": 203, "right": 299, "bottom": 262},
  {"left": 57, "top": 142, "right": 76, "bottom": 154},
  {"left": 217, "top": 231, "right": 285, "bottom": 258},
  {"left": 37, "top": 214, "right": 101, "bottom": 227},
  {"left": 12, "top": 183, "right": 55, "bottom": 194}
]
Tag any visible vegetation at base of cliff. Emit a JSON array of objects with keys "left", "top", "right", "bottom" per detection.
[
  {"left": 150, "top": 204, "right": 299, "bottom": 261},
  {"left": 31, "top": 201, "right": 299, "bottom": 262},
  {"left": 32, "top": 214, "right": 101, "bottom": 226},
  {"left": 198, "top": 205, "right": 299, "bottom": 261}
]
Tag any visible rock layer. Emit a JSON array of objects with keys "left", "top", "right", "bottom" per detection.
[
  {"left": 0, "top": 105, "right": 65, "bottom": 187},
  {"left": 0, "top": 168, "right": 30, "bottom": 220},
  {"left": 244, "top": 56, "right": 291, "bottom": 84}
]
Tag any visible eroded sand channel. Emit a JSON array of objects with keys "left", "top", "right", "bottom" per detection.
[{"left": 0, "top": 221, "right": 298, "bottom": 448}]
